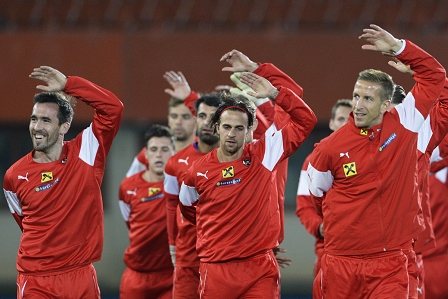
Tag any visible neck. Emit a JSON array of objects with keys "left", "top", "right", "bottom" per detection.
[
  {"left": 216, "top": 147, "right": 243, "bottom": 162},
  {"left": 142, "top": 170, "right": 164, "bottom": 183},
  {"left": 175, "top": 135, "right": 195, "bottom": 152},
  {"left": 197, "top": 140, "right": 219, "bottom": 153},
  {"left": 32, "top": 144, "right": 63, "bottom": 163}
]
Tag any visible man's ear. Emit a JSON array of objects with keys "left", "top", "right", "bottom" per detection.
[
  {"left": 329, "top": 119, "right": 335, "bottom": 131},
  {"left": 381, "top": 100, "right": 391, "bottom": 114},
  {"left": 60, "top": 122, "right": 70, "bottom": 135},
  {"left": 252, "top": 118, "right": 258, "bottom": 132},
  {"left": 215, "top": 123, "right": 220, "bottom": 136}
]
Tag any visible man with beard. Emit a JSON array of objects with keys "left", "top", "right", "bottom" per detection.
[
  {"left": 164, "top": 93, "right": 221, "bottom": 298},
  {"left": 2, "top": 66, "right": 123, "bottom": 297},
  {"left": 178, "top": 72, "right": 316, "bottom": 298}
]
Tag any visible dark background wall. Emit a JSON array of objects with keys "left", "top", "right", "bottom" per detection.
[{"left": 1, "top": 1, "right": 447, "bottom": 297}]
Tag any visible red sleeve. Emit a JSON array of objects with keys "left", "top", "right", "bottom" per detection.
[
  {"left": 253, "top": 104, "right": 273, "bottom": 140},
  {"left": 296, "top": 156, "right": 323, "bottom": 238},
  {"left": 183, "top": 91, "right": 200, "bottom": 116},
  {"left": 254, "top": 63, "right": 304, "bottom": 128},
  {"left": 397, "top": 41, "right": 445, "bottom": 119},
  {"left": 165, "top": 193, "right": 179, "bottom": 246},
  {"left": 430, "top": 134, "right": 448, "bottom": 173},
  {"left": 63, "top": 76, "right": 124, "bottom": 155},
  {"left": 179, "top": 203, "right": 196, "bottom": 225},
  {"left": 425, "top": 78, "right": 448, "bottom": 154},
  {"left": 12, "top": 213, "right": 23, "bottom": 231},
  {"left": 254, "top": 63, "right": 303, "bottom": 98}
]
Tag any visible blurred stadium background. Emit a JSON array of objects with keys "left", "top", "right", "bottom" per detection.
[{"left": 1, "top": 1, "right": 448, "bottom": 298}]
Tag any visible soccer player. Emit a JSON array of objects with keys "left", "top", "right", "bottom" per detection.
[
  {"left": 164, "top": 93, "right": 222, "bottom": 298},
  {"left": 179, "top": 72, "right": 316, "bottom": 298},
  {"left": 387, "top": 57, "right": 448, "bottom": 298},
  {"left": 118, "top": 124, "right": 175, "bottom": 299},
  {"left": 307, "top": 25, "right": 446, "bottom": 298},
  {"left": 220, "top": 49, "right": 308, "bottom": 263},
  {"left": 2, "top": 66, "right": 123, "bottom": 298},
  {"left": 296, "top": 99, "right": 352, "bottom": 277}
]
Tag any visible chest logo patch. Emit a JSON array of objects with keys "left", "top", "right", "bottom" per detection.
[
  {"left": 379, "top": 133, "right": 397, "bottom": 152},
  {"left": 222, "top": 166, "right": 234, "bottom": 178},
  {"left": 360, "top": 129, "right": 368, "bottom": 135},
  {"left": 148, "top": 188, "right": 160, "bottom": 196},
  {"left": 41, "top": 172, "right": 53, "bottom": 182},
  {"left": 343, "top": 162, "right": 357, "bottom": 177}
]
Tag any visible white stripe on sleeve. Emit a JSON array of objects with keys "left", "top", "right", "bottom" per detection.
[
  {"left": 430, "top": 146, "right": 441, "bottom": 164},
  {"left": 262, "top": 125, "right": 284, "bottom": 171},
  {"left": 126, "top": 157, "right": 146, "bottom": 178},
  {"left": 394, "top": 92, "right": 425, "bottom": 133},
  {"left": 179, "top": 182, "right": 199, "bottom": 206},
  {"left": 307, "top": 162, "right": 334, "bottom": 197},
  {"left": 3, "top": 189, "right": 23, "bottom": 215},
  {"left": 417, "top": 116, "right": 433, "bottom": 154},
  {"left": 79, "top": 124, "right": 100, "bottom": 166},
  {"left": 118, "top": 200, "right": 131, "bottom": 221},
  {"left": 164, "top": 172, "right": 180, "bottom": 196},
  {"left": 297, "top": 169, "right": 311, "bottom": 196},
  {"left": 435, "top": 167, "right": 448, "bottom": 184}
]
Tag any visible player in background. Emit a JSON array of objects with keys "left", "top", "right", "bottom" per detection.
[
  {"left": 164, "top": 93, "right": 222, "bottom": 298},
  {"left": 296, "top": 99, "right": 352, "bottom": 278},
  {"left": 126, "top": 71, "right": 197, "bottom": 177},
  {"left": 387, "top": 58, "right": 448, "bottom": 298},
  {"left": 118, "top": 124, "right": 175, "bottom": 299}
]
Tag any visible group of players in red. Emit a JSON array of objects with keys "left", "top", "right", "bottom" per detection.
[{"left": 3, "top": 24, "right": 447, "bottom": 299}]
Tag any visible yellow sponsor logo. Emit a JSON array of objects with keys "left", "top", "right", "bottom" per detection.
[
  {"left": 41, "top": 172, "right": 53, "bottom": 182},
  {"left": 148, "top": 188, "right": 160, "bottom": 196},
  {"left": 343, "top": 162, "right": 357, "bottom": 177},
  {"left": 360, "top": 129, "right": 368, "bottom": 135},
  {"left": 222, "top": 166, "right": 234, "bottom": 178}
]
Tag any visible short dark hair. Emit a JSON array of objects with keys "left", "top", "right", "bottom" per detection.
[
  {"left": 33, "top": 92, "right": 74, "bottom": 125},
  {"left": 331, "top": 99, "right": 353, "bottom": 120},
  {"left": 357, "top": 69, "right": 394, "bottom": 102},
  {"left": 391, "top": 84, "right": 406, "bottom": 105},
  {"left": 168, "top": 97, "right": 185, "bottom": 108},
  {"left": 209, "top": 94, "right": 256, "bottom": 134},
  {"left": 194, "top": 92, "right": 222, "bottom": 112},
  {"left": 144, "top": 124, "right": 175, "bottom": 147}
]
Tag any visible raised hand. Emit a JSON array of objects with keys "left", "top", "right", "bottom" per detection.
[
  {"left": 359, "top": 24, "right": 403, "bottom": 54},
  {"left": 388, "top": 58, "right": 414, "bottom": 75},
  {"left": 29, "top": 66, "right": 67, "bottom": 92},
  {"left": 220, "top": 49, "right": 258, "bottom": 73},
  {"left": 163, "top": 71, "right": 191, "bottom": 100},
  {"left": 240, "top": 72, "right": 278, "bottom": 99}
]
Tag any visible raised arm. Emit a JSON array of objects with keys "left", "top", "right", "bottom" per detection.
[
  {"left": 163, "top": 70, "right": 199, "bottom": 115},
  {"left": 240, "top": 72, "right": 317, "bottom": 167},
  {"left": 361, "top": 24, "right": 445, "bottom": 130}
]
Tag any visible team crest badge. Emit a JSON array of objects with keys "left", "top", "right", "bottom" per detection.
[
  {"left": 222, "top": 166, "right": 234, "bottom": 178},
  {"left": 41, "top": 172, "right": 53, "bottom": 182},
  {"left": 148, "top": 188, "right": 160, "bottom": 196},
  {"left": 360, "top": 129, "right": 368, "bottom": 135},
  {"left": 242, "top": 159, "right": 251, "bottom": 167},
  {"left": 343, "top": 162, "right": 357, "bottom": 177}
]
